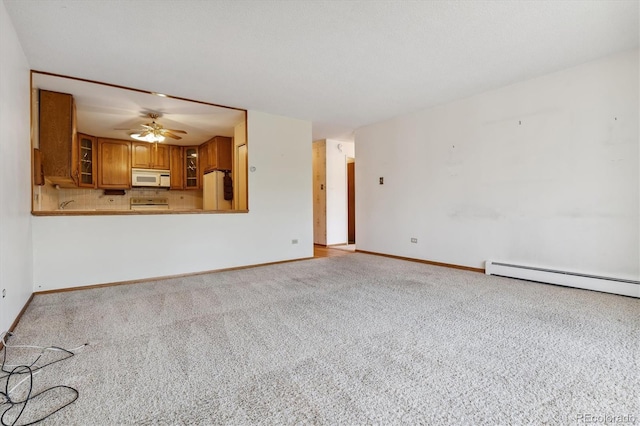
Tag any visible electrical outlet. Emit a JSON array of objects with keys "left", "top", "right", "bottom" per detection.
[
  {"left": 411, "top": 238, "right": 418, "bottom": 243},
  {"left": 379, "top": 177, "right": 384, "bottom": 185},
  {"left": 291, "top": 239, "right": 298, "bottom": 244},
  {"left": 2, "top": 289, "right": 5, "bottom": 298}
]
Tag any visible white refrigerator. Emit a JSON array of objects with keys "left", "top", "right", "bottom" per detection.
[{"left": 203, "top": 171, "right": 232, "bottom": 210}]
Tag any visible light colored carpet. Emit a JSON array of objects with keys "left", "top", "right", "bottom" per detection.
[{"left": 4, "top": 253, "right": 639, "bottom": 425}]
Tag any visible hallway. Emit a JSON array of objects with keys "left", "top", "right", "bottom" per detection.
[{"left": 313, "top": 244, "right": 355, "bottom": 258}]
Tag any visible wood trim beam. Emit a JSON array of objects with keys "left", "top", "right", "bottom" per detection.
[
  {"left": 31, "top": 70, "right": 246, "bottom": 112},
  {"left": 0, "top": 293, "right": 34, "bottom": 351},
  {"left": 355, "top": 250, "right": 484, "bottom": 273}
]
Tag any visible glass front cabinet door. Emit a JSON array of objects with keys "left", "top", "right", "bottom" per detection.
[
  {"left": 78, "top": 133, "right": 97, "bottom": 188},
  {"left": 184, "top": 147, "right": 199, "bottom": 189}
]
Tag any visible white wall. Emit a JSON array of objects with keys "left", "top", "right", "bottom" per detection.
[
  {"left": 32, "top": 111, "right": 313, "bottom": 291},
  {"left": 356, "top": 49, "right": 639, "bottom": 281},
  {"left": 0, "top": 2, "right": 33, "bottom": 331},
  {"left": 325, "top": 139, "right": 354, "bottom": 245}
]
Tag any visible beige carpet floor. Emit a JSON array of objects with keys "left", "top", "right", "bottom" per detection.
[{"left": 3, "top": 253, "right": 639, "bottom": 425}]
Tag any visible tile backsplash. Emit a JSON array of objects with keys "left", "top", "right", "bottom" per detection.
[{"left": 35, "top": 183, "right": 203, "bottom": 211}]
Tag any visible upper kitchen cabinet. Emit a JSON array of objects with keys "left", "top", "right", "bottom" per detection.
[
  {"left": 170, "top": 145, "right": 200, "bottom": 190},
  {"left": 169, "top": 145, "right": 184, "bottom": 189},
  {"left": 198, "top": 143, "right": 208, "bottom": 178},
  {"left": 184, "top": 147, "right": 199, "bottom": 190},
  {"left": 131, "top": 142, "right": 170, "bottom": 170},
  {"left": 39, "top": 90, "right": 78, "bottom": 187},
  {"left": 200, "top": 136, "right": 232, "bottom": 173},
  {"left": 97, "top": 138, "right": 131, "bottom": 189},
  {"left": 155, "top": 144, "right": 170, "bottom": 169},
  {"left": 77, "top": 133, "right": 97, "bottom": 188}
]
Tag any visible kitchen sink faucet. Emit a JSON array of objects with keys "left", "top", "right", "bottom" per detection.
[{"left": 59, "top": 200, "right": 75, "bottom": 209}]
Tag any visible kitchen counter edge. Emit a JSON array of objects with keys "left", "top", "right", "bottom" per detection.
[{"left": 32, "top": 209, "right": 249, "bottom": 216}]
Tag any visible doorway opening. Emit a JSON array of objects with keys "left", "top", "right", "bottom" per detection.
[{"left": 311, "top": 139, "right": 355, "bottom": 252}]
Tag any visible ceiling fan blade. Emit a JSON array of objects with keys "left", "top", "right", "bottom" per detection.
[
  {"left": 163, "top": 131, "right": 182, "bottom": 140},
  {"left": 166, "top": 129, "right": 187, "bottom": 134},
  {"left": 141, "top": 124, "right": 155, "bottom": 130}
]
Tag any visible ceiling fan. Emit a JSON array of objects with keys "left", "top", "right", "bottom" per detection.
[{"left": 117, "top": 113, "right": 187, "bottom": 142}]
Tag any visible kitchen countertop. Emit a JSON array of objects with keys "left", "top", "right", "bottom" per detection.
[{"left": 32, "top": 209, "right": 248, "bottom": 216}]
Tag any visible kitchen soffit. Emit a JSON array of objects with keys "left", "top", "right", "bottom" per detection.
[{"left": 32, "top": 72, "right": 246, "bottom": 146}]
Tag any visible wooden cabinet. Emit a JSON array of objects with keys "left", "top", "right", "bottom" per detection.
[
  {"left": 169, "top": 145, "right": 184, "bottom": 189},
  {"left": 33, "top": 148, "right": 45, "bottom": 186},
  {"left": 184, "top": 147, "right": 199, "bottom": 189},
  {"left": 218, "top": 137, "right": 232, "bottom": 171},
  {"left": 77, "top": 133, "right": 97, "bottom": 188},
  {"left": 199, "top": 136, "right": 232, "bottom": 173},
  {"left": 169, "top": 145, "right": 200, "bottom": 190},
  {"left": 39, "top": 90, "right": 78, "bottom": 187},
  {"left": 155, "top": 144, "right": 170, "bottom": 169},
  {"left": 131, "top": 142, "right": 151, "bottom": 168},
  {"left": 97, "top": 138, "right": 131, "bottom": 189},
  {"left": 131, "top": 142, "right": 170, "bottom": 169},
  {"left": 198, "top": 143, "right": 208, "bottom": 176}
]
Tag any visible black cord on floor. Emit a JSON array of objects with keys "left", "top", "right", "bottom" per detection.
[{"left": 0, "top": 333, "right": 82, "bottom": 425}]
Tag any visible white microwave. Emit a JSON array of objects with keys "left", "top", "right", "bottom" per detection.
[{"left": 132, "top": 168, "right": 170, "bottom": 187}]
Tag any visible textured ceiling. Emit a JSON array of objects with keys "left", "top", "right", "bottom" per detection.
[{"left": 4, "top": 0, "right": 639, "bottom": 141}]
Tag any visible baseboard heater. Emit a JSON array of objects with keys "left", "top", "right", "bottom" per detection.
[{"left": 485, "top": 261, "right": 639, "bottom": 298}]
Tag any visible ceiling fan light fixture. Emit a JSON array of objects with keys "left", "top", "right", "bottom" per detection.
[
  {"left": 121, "top": 113, "right": 185, "bottom": 142},
  {"left": 130, "top": 132, "right": 165, "bottom": 143}
]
